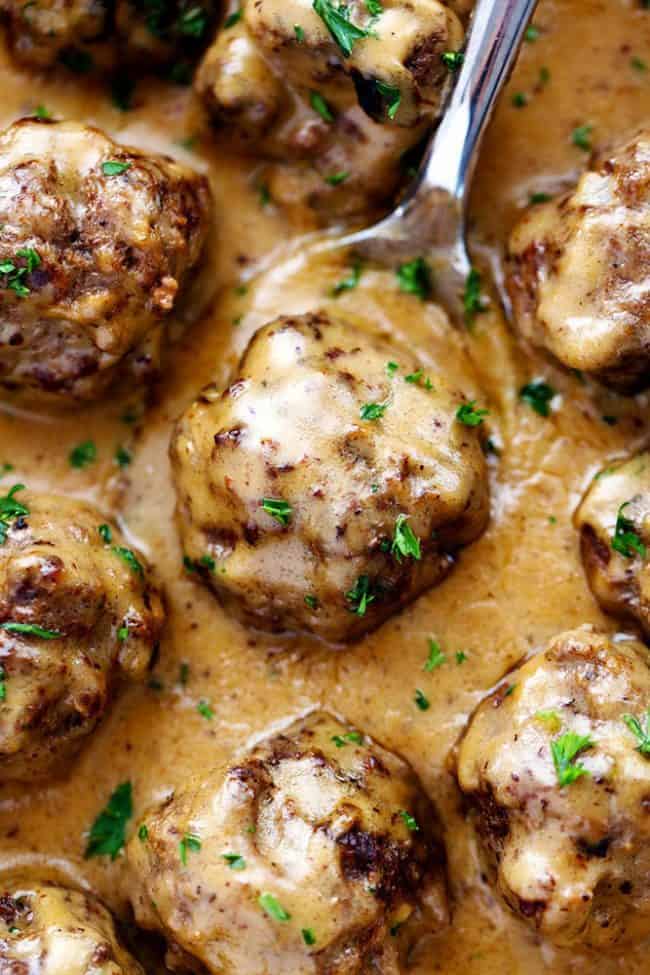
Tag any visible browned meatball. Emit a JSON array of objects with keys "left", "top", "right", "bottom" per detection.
[
  {"left": 506, "top": 129, "right": 650, "bottom": 392},
  {"left": 195, "top": 0, "right": 466, "bottom": 217},
  {"left": 170, "top": 311, "right": 489, "bottom": 642},
  {"left": 0, "top": 119, "right": 211, "bottom": 405},
  {"left": 575, "top": 451, "right": 650, "bottom": 638},
  {"left": 0, "top": 880, "right": 144, "bottom": 974},
  {"left": 0, "top": 487, "right": 164, "bottom": 781},
  {"left": 1, "top": 0, "right": 217, "bottom": 72},
  {"left": 456, "top": 625, "right": 650, "bottom": 949},
  {"left": 127, "top": 710, "right": 448, "bottom": 975}
]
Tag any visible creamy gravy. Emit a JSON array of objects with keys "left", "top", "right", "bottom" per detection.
[{"left": 0, "top": 1, "right": 649, "bottom": 972}]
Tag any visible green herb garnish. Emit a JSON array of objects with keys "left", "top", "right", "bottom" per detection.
[
  {"left": 456, "top": 401, "right": 489, "bottom": 427},
  {"left": 262, "top": 498, "right": 292, "bottom": 526},
  {"left": 551, "top": 731, "right": 594, "bottom": 787},
  {"left": 259, "top": 892, "right": 291, "bottom": 921},
  {"left": 84, "top": 781, "right": 133, "bottom": 860},
  {"left": 391, "top": 514, "right": 421, "bottom": 562},
  {"left": 611, "top": 501, "right": 646, "bottom": 559},
  {"left": 396, "top": 257, "right": 432, "bottom": 300}
]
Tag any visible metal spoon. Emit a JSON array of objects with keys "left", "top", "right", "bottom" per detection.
[{"left": 331, "top": 0, "right": 540, "bottom": 324}]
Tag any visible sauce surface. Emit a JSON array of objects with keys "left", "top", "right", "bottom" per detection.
[{"left": 0, "top": 1, "right": 649, "bottom": 972}]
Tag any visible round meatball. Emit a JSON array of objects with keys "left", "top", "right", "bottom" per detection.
[
  {"left": 0, "top": 487, "right": 164, "bottom": 781},
  {"left": 506, "top": 129, "right": 650, "bottom": 392},
  {"left": 575, "top": 451, "right": 650, "bottom": 637},
  {"left": 1, "top": 0, "right": 216, "bottom": 71},
  {"left": 195, "top": 1, "right": 465, "bottom": 216},
  {"left": 0, "top": 881, "right": 144, "bottom": 974},
  {"left": 170, "top": 311, "right": 489, "bottom": 642},
  {"left": 0, "top": 118, "right": 211, "bottom": 405},
  {"left": 127, "top": 710, "right": 448, "bottom": 975},
  {"left": 456, "top": 625, "right": 650, "bottom": 949}
]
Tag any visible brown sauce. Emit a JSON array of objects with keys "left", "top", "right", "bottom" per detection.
[{"left": 0, "top": 1, "right": 649, "bottom": 971}]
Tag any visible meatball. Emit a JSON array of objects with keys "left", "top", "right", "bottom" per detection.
[
  {"left": 170, "top": 312, "right": 489, "bottom": 642},
  {"left": 0, "top": 487, "right": 164, "bottom": 781},
  {"left": 575, "top": 451, "right": 650, "bottom": 637},
  {"left": 456, "top": 625, "right": 650, "bottom": 949},
  {"left": 1, "top": 0, "right": 217, "bottom": 71},
  {"left": 127, "top": 710, "right": 448, "bottom": 975},
  {"left": 0, "top": 118, "right": 211, "bottom": 404},
  {"left": 506, "top": 129, "right": 650, "bottom": 392},
  {"left": 195, "top": 1, "right": 465, "bottom": 216},
  {"left": 0, "top": 881, "right": 144, "bottom": 974}
]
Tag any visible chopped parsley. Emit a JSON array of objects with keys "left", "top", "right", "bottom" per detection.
[
  {"left": 551, "top": 731, "right": 594, "bottom": 788},
  {"left": 98, "top": 524, "right": 112, "bottom": 543},
  {"left": 115, "top": 445, "right": 132, "bottom": 468},
  {"left": 294, "top": 23, "right": 305, "bottom": 42},
  {"left": 391, "top": 514, "right": 421, "bottom": 561},
  {"left": 456, "top": 401, "right": 489, "bottom": 427},
  {"left": 535, "top": 709, "right": 561, "bottom": 732},
  {"left": 463, "top": 268, "right": 486, "bottom": 326},
  {"left": 112, "top": 546, "right": 143, "bottom": 575},
  {"left": 375, "top": 80, "right": 401, "bottom": 119},
  {"left": 386, "top": 361, "right": 399, "bottom": 376},
  {"left": 224, "top": 7, "right": 242, "bottom": 27},
  {"left": 302, "top": 928, "right": 317, "bottom": 946},
  {"left": 0, "top": 666, "right": 6, "bottom": 701},
  {"left": 197, "top": 699, "right": 214, "bottom": 720},
  {"left": 331, "top": 731, "right": 363, "bottom": 747},
  {"left": 396, "top": 257, "right": 432, "bottom": 300},
  {"left": 138, "top": 824, "right": 148, "bottom": 841},
  {"left": 101, "top": 160, "right": 131, "bottom": 176},
  {"left": 455, "top": 650, "right": 468, "bottom": 665},
  {"left": 572, "top": 124, "right": 593, "bottom": 152},
  {"left": 0, "top": 248, "right": 41, "bottom": 298},
  {"left": 84, "top": 781, "right": 133, "bottom": 860},
  {"left": 179, "top": 833, "right": 201, "bottom": 865},
  {"left": 632, "top": 55, "right": 647, "bottom": 71},
  {"left": 262, "top": 497, "right": 292, "bottom": 526},
  {"left": 346, "top": 575, "right": 377, "bottom": 615},
  {"left": 529, "top": 191, "right": 551, "bottom": 204},
  {"left": 360, "top": 400, "right": 388, "bottom": 421},
  {"left": 310, "top": 90, "right": 335, "bottom": 122},
  {"left": 524, "top": 24, "right": 540, "bottom": 41},
  {"left": 404, "top": 370, "right": 432, "bottom": 389},
  {"left": 179, "top": 662, "right": 190, "bottom": 685},
  {"left": 424, "top": 638, "right": 445, "bottom": 671},
  {"left": 611, "top": 501, "right": 646, "bottom": 559},
  {"left": 0, "top": 485, "right": 29, "bottom": 543},
  {"left": 0, "top": 622, "right": 61, "bottom": 639},
  {"left": 366, "top": 0, "right": 383, "bottom": 13},
  {"left": 325, "top": 170, "right": 349, "bottom": 185},
  {"left": 332, "top": 260, "right": 362, "bottom": 295},
  {"left": 511, "top": 91, "right": 528, "bottom": 108},
  {"left": 622, "top": 711, "right": 650, "bottom": 755},
  {"left": 178, "top": 5, "right": 208, "bottom": 36},
  {"left": 304, "top": 594, "right": 319, "bottom": 610},
  {"left": 117, "top": 626, "right": 129, "bottom": 641},
  {"left": 222, "top": 852, "right": 246, "bottom": 870},
  {"left": 414, "top": 688, "right": 430, "bottom": 711},
  {"left": 441, "top": 51, "right": 464, "bottom": 70},
  {"left": 69, "top": 440, "right": 97, "bottom": 469},
  {"left": 399, "top": 810, "right": 419, "bottom": 831},
  {"left": 519, "top": 380, "right": 556, "bottom": 417},
  {"left": 312, "top": 0, "right": 370, "bottom": 57},
  {"left": 34, "top": 104, "right": 50, "bottom": 119},
  {"left": 258, "top": 892, "right": 291, "bottom": 921}
]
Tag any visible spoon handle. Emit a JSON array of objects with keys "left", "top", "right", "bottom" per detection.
[{"left": 414, "top": 0, "right": 540, "bottom": 207}]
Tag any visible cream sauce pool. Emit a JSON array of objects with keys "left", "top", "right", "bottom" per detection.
[{"left": 0, "top": 1, "right": 649, "bottom": 972}]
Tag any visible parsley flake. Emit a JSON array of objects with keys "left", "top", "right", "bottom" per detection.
[
  {"left": 112, "top": 546, "right": 143, "bottom": 575},
  {"left": 0, "top": 485, "right": 29, "bottom": 544},
  {"left": 391, "top": 514, "right": 421, "bottom": 562},
  {"left": 519, "top": 380, "right": 556, "bottom": 417},
  {"left": 414, "top": 688, "right": 430, "bottom": 711},
  {"left": 611, "top": 501, "right": 646, "bottom": 559},
  {"left": 551, "top": 731, "right": 594, "bottom": 788},
  {"left": 179, "top": 833, "right": 201, "bottom": 865},
  {"left": 101, "top": 160, "right": 131, "bottom": 176},
  {"left": 572, "top": 124, "right": 593, "bottom": 152},
  {"left": 375, "top": 80, "right": 401, "bottom": 120},
  {"left": 69, "top": 440, "right": 97, "bottom": 469},
  {"left": 399, "top": 810, "right": 419, "bottom": 831},
  {"left": 331, "top": 731, "right": 363, "bottom": 747},
  {"left": 332, "top": 260, "right": 362, "bottom": 295},
  {"left": 463, "top": 268, "right": 486, "bottom": 325},
  {"left": 360, "top": 400, "right": 388, "bottom": 421},
  {"left": 197, "top": 700, "right": 214, "bottom": 720},
  {"left": 302, "top": 928, "right": 317, "bottom": 946},
  {"left": 262, "top": 498, "right": 292, "bottom": 526},
  {"left": 310, "top": 89, "right": 335, "bottom": 122},
  {"left": 84, "top": 781, "right": 133, "bottom": 860},
  {"left": 424, "top": 638, "right": 445, "bottom": 671},
  {"left": 396, "top": 257, "right": 432, "bottom": 300},
  {"left": 0, "top": 622, "right": 61, "bottom": 639},
  {"left": 622, "top": 711, "right": 650, "bottom": 755},
  {"left": 222, "top": 852, "right": 246, "bottom": 870},
  {"left": 456, "top": 401, "right": 489, "bottom": 427},
  {"left": 259, "top": 892, "right": 291, "bottom": 921},
  {"left": 313, "top": 0, "right": 370, "bottom": 57},
  {"left": 441, "top": 51, "right": 464, "bottom": 70},
  {"left": 346, "top": 575, "right": 377, "bottom": 616}
]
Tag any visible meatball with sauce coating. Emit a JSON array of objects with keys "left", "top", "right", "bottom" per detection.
[
  {"left": 507, "top": 129, "right": 650, "bottom": 392},
  {"left": 575, "top": 451, "right": 650, "bottom": 638},
  {"left": 170, "top": 311, "right": 489, "bottom": 642},
  {"left": 0, "top": 880, "right": 144, "bottom": 974},
  {"left": 127, "top": 710, "right": 448, "bottom": 975},
  {"left": 0, "top": 488, "right": 164, "bottom": 781},
  {"left": 195, "top": 0, "right": 465, "bottom": 217},
  {"left": 1, "top": 0, "right": 217, "bottom": 72},
  {"left": 0, "top": 118, "right": 211, "bottom": 405},
  {"left": 456, "top": 625, "right": 650, "bottom": 949}
]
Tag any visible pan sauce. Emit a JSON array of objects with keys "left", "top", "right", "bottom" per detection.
[{"left": 0, "top": 0, "right": 649, "bottom": 971}]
